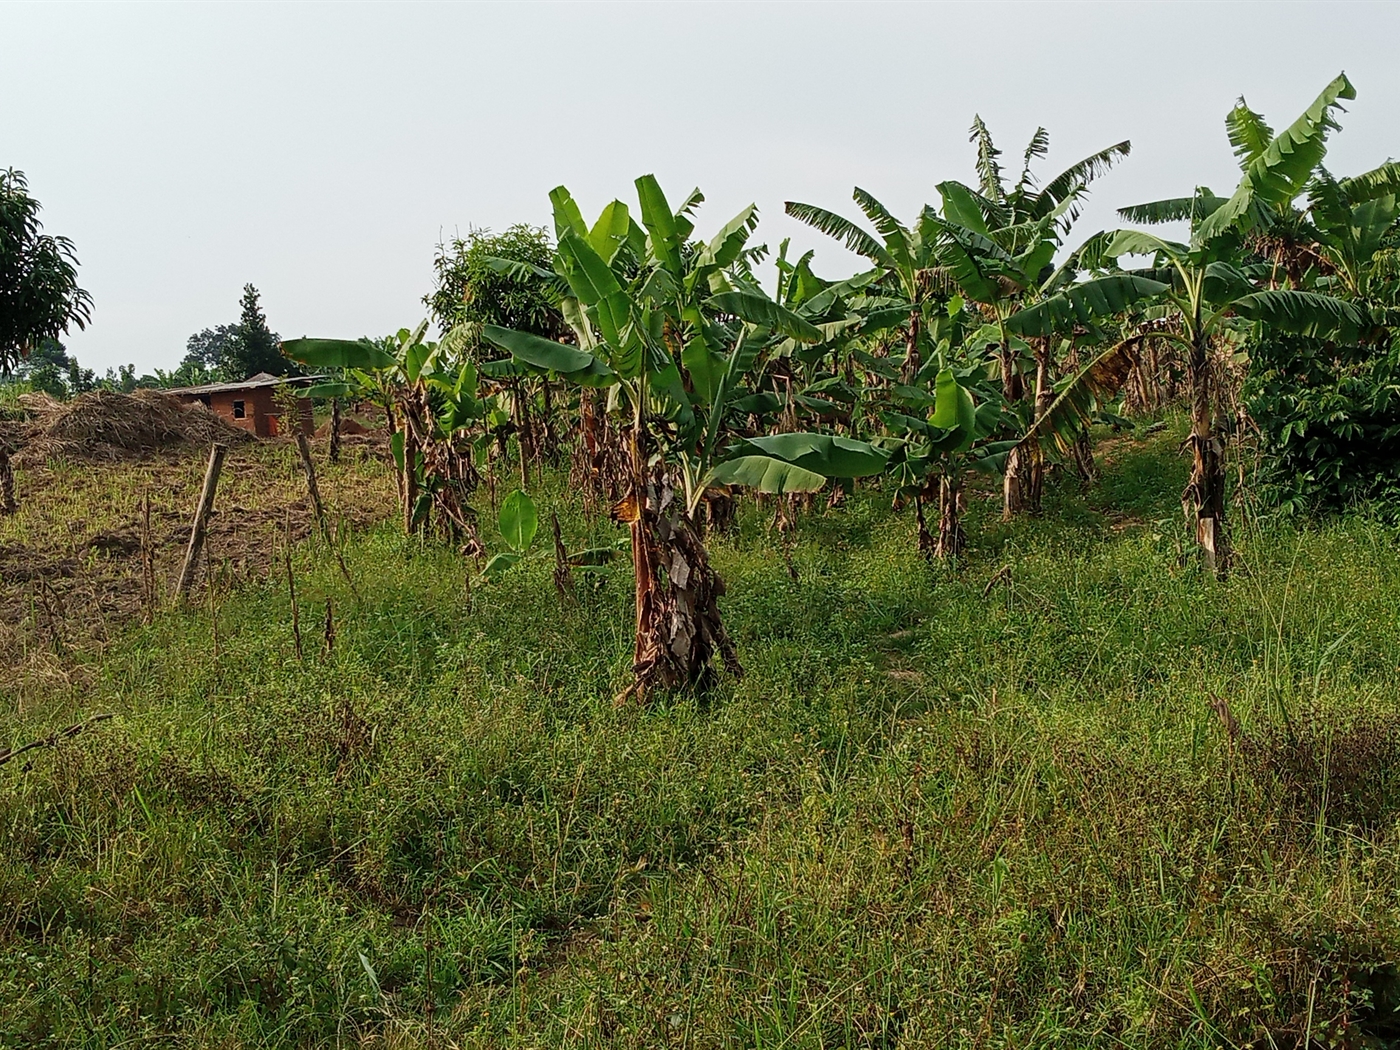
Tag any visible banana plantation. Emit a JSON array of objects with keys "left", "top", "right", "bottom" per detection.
[
  {"left": 290, "top": 72, "right": 1397, "bottom": 698},
  {"left": 9, "top": 69, "right": 1400, "bottom": 1048}
]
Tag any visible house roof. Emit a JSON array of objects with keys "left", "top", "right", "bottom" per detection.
[{"left": 165, "top": 372, "right": 322, "bottom": 396}]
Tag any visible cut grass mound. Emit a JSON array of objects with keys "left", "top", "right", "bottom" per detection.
[{"left": 15, "top": 389, "right": 251, "bottom": 464}]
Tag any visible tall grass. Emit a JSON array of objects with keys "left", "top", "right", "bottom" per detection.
[{"left": 3, "top": 423, "right": 1400, "bottom": 1048}]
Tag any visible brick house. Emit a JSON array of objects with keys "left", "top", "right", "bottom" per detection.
[{"left": 166, "top": 372, "right": 319, "bottom": 438}]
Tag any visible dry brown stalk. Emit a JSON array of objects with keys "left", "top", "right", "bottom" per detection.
[{"left": 0, "top": 713, "right": 114, "bottom": 767}]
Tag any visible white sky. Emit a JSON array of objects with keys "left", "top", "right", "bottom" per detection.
[{"left": 4, "top": 1, "right": 1399, "bottom": 374}]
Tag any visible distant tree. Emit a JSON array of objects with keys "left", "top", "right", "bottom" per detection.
[
  {"left": 178, "top": 285, "right": 294, "bottom": 381},
  {"left": 101, "top": 364, "right": 137, "bottom": 392},
  {"left": 0, "top": 169, "right": 93, "bottom": 373},
  {"left": 66, "top": 356, "right": 96, "bottom": 395},
  {"left": 12, "top": 337, "right": 74, "bottom": 399},
  {"left": 0, "top": 336, "right": 106, "bottom": 401},
  {"left": 425, "top": 225, "right": 562, "bottom": 352},
  {"left": 424, "top": 227, "right": 565, "bottom": 475},
  {"left": 180, "top": 323, "right": 240, "bottom": 376},
  {"left": 226, "top": 284, "right": 292, "bottom": 378}
]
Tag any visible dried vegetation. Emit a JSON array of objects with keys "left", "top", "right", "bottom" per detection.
[
  {"left": 0, "top": 437, "right": 396, "bottom": 706},
  {"left": 12, "top": 389, "right": 252, "bottom": 464}
]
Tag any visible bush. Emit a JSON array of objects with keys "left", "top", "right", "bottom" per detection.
[{"left": 1246, "top": 332, "right": 1400, "bottom": 515}]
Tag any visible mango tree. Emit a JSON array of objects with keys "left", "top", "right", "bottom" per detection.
[{"left": 484, "top": 177, "right": 888, "bottom": 700}]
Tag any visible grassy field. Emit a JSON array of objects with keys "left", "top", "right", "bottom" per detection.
[{"left": 4, "top": 422, "right": 1400, "bottom": 1048}]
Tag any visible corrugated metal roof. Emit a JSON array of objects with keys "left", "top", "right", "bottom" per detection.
[{"left": 166, "top": 372, "right": 323, "bottom": 396}]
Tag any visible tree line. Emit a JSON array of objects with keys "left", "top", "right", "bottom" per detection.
[{"left": 0, "top": 280, "right": 289, "bottom": 400}]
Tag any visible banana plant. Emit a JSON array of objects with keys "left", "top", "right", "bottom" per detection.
[
  {"left": 285, "top": 325, "right": 491, "bottom": 550},
  {"left": 481, "top": 488, "right": 538, "bottom": 579},
  {"left": 282, "top": 332, "right": 397, "bottom": 500},
  {"left": 483, "top": 176, "right": 888, "bottom": 700},
  {"left": 1026, "top": 73, "right": 1370, "bottom": 575},
  {"left": 1305, "top": 160, "right": 1400, "bottom": 300},
  {"left": 877, "top": 358, "right": 1013, "bottom": 560},
  {"left": 924, "top": 121, "right": 1150, "bottom": 518},
  {"left": 784, "top": 190, "right": 948, "bottom": 384},
  {"left": 724, "top": 239, "right": 904, "bottom": 447}
]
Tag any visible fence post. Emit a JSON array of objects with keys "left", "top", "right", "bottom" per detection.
[
  {"left": 295, "top": 431, "right": 328, "bottom": 540},
  {"left": 175, "top": 443, "right": 227, "bottom": 600}
]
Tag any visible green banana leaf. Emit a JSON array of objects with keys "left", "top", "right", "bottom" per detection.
[
  {"left": 282, "top": 338, "right": 395, "bottom": 371},
  {"left": 702, "top": 456, "right": 827, "bottom": 494},
  {"left": 481, "top": 325, "right": 616, "bottom": 386},
  {"left": 740, "top": 433, "right": 889, "bottom": 477}
]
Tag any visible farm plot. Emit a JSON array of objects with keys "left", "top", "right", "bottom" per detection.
[{"left": 0, "top": 437, "right": 396, "bottom": 707}]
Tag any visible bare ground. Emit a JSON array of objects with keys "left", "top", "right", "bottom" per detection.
[{"left": 0, "top": 437, "right": 396, "bottom": 708}]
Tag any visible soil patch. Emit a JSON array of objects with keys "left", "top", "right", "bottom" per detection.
[{"left": 0, "top": 442, "right": 397, "bottom": 703}]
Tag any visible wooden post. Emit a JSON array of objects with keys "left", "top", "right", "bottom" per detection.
[
  {"left": 402, "top": 425, "right": 418, "bottom": 535},
  {"left": 285, "top": 509, "right": 303, "bottom": 662},
  {"left": 295, "top": 431, "right": 328, "bottom": 540},
  {"left": 329, "top": 397, "right": 342, "bottom": 465},
  {"left": 140, "top": 491, "right": 155, "bottom": 623},
  {"left": 175, "top": 443, "right": 227, "bottom": 600}
]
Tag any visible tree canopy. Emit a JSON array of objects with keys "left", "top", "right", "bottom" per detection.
[
  {"left": 0, "top": 169, "right": 93, "bottom": 373},
  {"left": 175, "top": 284, "right": 292, "bottom": 382},
  {"left": 424, "top": 225, "right": 562, "bottom": 355}
]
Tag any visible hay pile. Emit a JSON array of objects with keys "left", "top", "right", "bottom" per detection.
[
  {"left": 0, "top": 421, "right": 23, "bottom": 456},
  {"left": 14, "top": 390, "right": 252, "bottom": 463}
]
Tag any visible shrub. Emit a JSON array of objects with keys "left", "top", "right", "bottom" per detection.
[{"left": 1246, "top": 332, "right": 1400, "bottom": 515}]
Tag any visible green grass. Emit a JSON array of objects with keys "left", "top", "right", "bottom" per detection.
[{"left": 5, "top": 423, "right": 1400, "bottom": 1048}]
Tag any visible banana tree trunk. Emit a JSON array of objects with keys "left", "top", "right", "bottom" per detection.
[
  {"left": 937, "top": 471, "right": 966, "bottom": 560},
  {"left": 1023, "top": 339, "right": 1056, "bottom": 516},
  {"left": 385, "top": 408, "right": 405, "bottom": 515},
  {"left": 1072, "top": 432, "right": 1098, "bottom": 485},
  {"left": 514, "top": 379, "right": 533, "bottom": 491},
  {"left": 914, "top": 481, "right": 935, "bottom": 561},
  {"left": 703, "top": 488, "right": 737, "bottom": 535},
  {"left": 619, "top": 425, "right": 740, "bottom": 702},
  {"left": 540, "top": 380, "right": 561, "bottom": 466},
  {"left": 1002, "top": 447, "right": 1027, "bottom": 520},
  {"left": 0, "top": 450, "right": 15, "bottom": 516},
  {"left": 1183, "top": 334, "right": 1228, "bottom": 576},
  {"left": 901, "top": 308, "right": 921, "bottom": 384},
  {"left": 1000, "top": 340, "right": 1029, "bottom": 520}
]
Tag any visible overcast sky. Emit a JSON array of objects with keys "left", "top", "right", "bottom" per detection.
[{"left": 4, "top": 1, "right": 1399, "bottom": 375}]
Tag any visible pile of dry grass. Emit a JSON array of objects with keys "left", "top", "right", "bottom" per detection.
[
  {"left": 0, "top": 421, "right": 23, "bottom": 456},
  {"left": 14, "top": 389, "right": 252, "bottom": 464}
]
